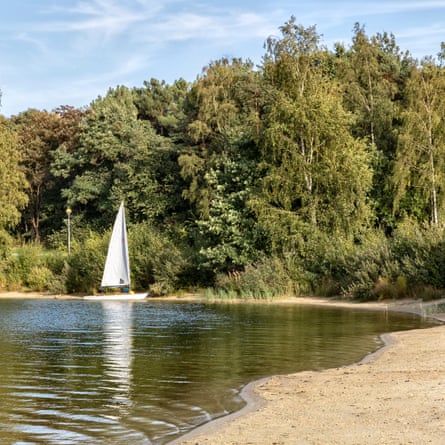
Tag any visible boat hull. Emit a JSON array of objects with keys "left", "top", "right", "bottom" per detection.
[{"left": 83, "top": 293, "right": 147, "bottom": 301}]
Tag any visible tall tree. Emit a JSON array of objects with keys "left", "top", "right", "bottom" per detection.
[
  {"left": 335, "top": 24, "right": 415, "bottom": 229},
  {"left": 0, "top": 117, "right": 28, "bottom": 248},
  {"left": 60, "top": 86, "right": 177, "bottom": 227},
  {"left": 14, "top": 107, "right": 88, "bottom": 240},
  {"left": 13, "top": 109, "right": 60, "bottom": 240},
  {"left": 45, "top": 106, "right": 89, "bottom": 235},
  {"left": 393, "top": 53, "right": 445, "bottom": 225},
  {"left": 178, "top": 58, "right": 264, "bottom": 273},
  {"left": 133, "top": 78, "right": 189, "bottom": 138},
  {"left": 258, "top": 17, "right": 372, "bottom": 253}
]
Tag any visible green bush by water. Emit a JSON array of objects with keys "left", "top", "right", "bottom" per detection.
[{"left": 0, "top": 244, "right": 67, "bottom": 293}]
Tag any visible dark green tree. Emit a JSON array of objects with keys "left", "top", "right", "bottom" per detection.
[
  {"left": 133, "top": 78, "right": 189, "bottom": 138},
  {"left": 58, "top": 86, "right": 177, "bottom": 227},
  {"left": 179, "top": 58, "right": 264, "bottom": 273},
  {"left": 0, "top": 117, "right": 28, "bottom": 249}
]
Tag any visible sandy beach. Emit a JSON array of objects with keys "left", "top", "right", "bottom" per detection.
[{"left": 2, "top": 291, "right": 445, "bottom": 444}]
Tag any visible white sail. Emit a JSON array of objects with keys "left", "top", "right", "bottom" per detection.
[{"left": 101, "top": 202, "right": 131, "bottom": 289}]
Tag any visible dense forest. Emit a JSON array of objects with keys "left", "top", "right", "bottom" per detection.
[{"left": 2, "top": 18, "right": 445, "bottom": 300}]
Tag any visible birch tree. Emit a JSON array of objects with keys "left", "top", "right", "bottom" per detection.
[
  {"left": 258, "top": 17, "right": 372, "bottom": 253},
  {"left": 393, "top": 54, "right": 445, "bottom": 226},
  {"left": 336, "top": 24, "right": 415, "bottom": 228}
]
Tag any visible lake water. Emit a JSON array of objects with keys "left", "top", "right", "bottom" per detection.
[{"left": 0, "top": 299, "right": 437, "bottom": 444}]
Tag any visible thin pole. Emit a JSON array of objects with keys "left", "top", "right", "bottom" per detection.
[{"left": 66, "top": 208, "right": 72, "bottom": 254}]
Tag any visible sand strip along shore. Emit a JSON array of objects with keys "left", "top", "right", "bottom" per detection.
[{"left": 170, "top": 300, "right": 445, "bottom": 445}]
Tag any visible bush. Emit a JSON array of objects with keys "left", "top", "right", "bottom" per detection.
[
  {"left": 373, "top": 275, "right": 407, "bottom": 300},
  {"left": 129, "top": 222, "right": 186, "bottom": 295},
  {"left": 336, "top": 222, "right": 445, "bottom": 301},
  {"left": 0, "top": 244, "right": 68, "bottom": 293},
  {"left": 65, "top": 232, "right": 107, "bottom": 294},
  {"left": 26, "top": 266, "right": 55, "bottom": 292},
  {"left": 392, "top": 220, "right": 445, "bottom": 289},
  {"left": 338, "top": 233, "right": 401, "bottom": 301}
]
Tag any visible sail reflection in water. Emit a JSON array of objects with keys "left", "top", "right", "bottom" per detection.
[{"left": 102, "top": 302, "right": 134, "bottom": 416}]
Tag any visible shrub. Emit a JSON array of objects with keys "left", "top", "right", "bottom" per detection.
[
  {"left": 26, "top": 266, "right": 55, "bottom": 292},
  {"left": 0, "top": 243, "right": 68, "bottom": 293},
  {"left": 129, "top": 222, "right": 186, "bottom": 295},
  {"left": 65, "top": 231, "right": 107, "bottom": 293},
  {"left": 392, "top": 220, "right": 445, "bottom": 289},
  {"left": 373, "top": 275, "right": 407, "bottom": 300},
  {"left": 339, "top": 235, "right": 401, "bottom": 301}
]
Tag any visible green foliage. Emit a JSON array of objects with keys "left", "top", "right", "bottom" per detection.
[
  {"left": 129, "top": 222, "right": 185, "bottom": 295},
  {"left": 196, "top": 155, "right": 264, "bottom": 273},
  {"left": 392, "top": 220, "right": 445, "bottom": 289},
  {"left": 393, "top": 58, "right": 445, "bottom": 226},
  {"left": 133, "top": 78, "right": 189, "bottom": 137},
  {"left": 335, "top": 24, "right": 414, "bottom": 230},
  {"left": 333, "top": 222, "right": 445, "bottom": 301},
  {"left": 13, "top": 109, "right": 61, "bottom": 241},
  {"left": 65, "top": 232, "right": 107, "bottom": 294},
  {"left": 0, "top": 244, "right": 67, "bottom": 293},
  {"left": 339, "top": 235, "right": 401, "bottom": 301},
  {"left": 178, "top": 57, "right": 264, "bottom": 274},
  {"left": 12, "top": 107, "right": 87, "bottom": 241},
  {"left": 179, "top": 57, "right": 262, "bottom": 218},
  {"left": 0, "top": 117, "right": 28, "bottom": 244},
  {"left": 57, "top": 86, "right": 178, "bottom": 228},
  {"left": 209, "top": 256, "right": 299, "bottom": 299},
  {"left": 259, "top": 18, "right": 373, "bottom": 243}
]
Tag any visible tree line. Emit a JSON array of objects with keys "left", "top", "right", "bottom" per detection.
[{"left": 2, "top": 18, "right": 445, "bottom": 300}]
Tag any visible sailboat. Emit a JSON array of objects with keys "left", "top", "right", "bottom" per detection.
[{"left": 84, "top": 202, "right": 147, "bottom": 300}]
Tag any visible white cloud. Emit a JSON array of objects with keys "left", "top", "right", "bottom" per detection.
[
  {"left": 32, "top": 0, "right": 158, "bottom": 37},
  {"left": 139, "top": 10, "right": 279, "bottom": 45},
  {"left": 13, "top": 32, "right": 49, "bottom": 53}
]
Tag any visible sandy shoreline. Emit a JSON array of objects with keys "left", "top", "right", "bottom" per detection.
[
  {"left": 2, "top": 291, "right": 445, "bottom": 443},
  {"left": 168, "top": 297, "right": 445, "bottom": 445},
  {"left": 172, "top": 324, "right": 445, "bottom": 444}
]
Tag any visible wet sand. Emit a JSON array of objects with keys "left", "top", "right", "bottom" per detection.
[{"left": 3, "top": 292, "right": 445, "bottom": 444}]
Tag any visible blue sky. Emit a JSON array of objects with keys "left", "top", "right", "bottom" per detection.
[{"left": 1, "top": 0, "right": 445, "bottom": 117}]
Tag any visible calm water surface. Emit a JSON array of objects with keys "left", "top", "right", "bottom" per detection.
[{"left": 0, "top": 299, "right": 437, "bottom": 444}]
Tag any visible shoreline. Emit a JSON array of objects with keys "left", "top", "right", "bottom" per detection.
[
  {"left": 168, "top": 332, "right": 400, "bottom": 445},
  {"left": 171, "top": 325, "right": 445, "bottom": 445},
  {"left": 3, "top": 292, "right": 445, "bottom": 444},
  {"left": 166, "top": 296, "right": 445, "bottom": 444}
]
